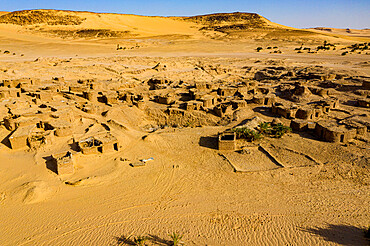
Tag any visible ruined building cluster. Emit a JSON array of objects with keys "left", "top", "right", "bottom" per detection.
[{"left": 1, "top": 64, "right": 369, "bottom": 171}]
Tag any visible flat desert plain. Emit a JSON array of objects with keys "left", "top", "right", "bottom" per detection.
[{"left": 0, "top": 10, "right": 369, "bottom": 245}]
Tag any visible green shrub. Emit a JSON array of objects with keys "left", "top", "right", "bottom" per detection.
[
  {"left": 133, "top": 236, "right": 147, "bottom": 246},
  {"left": 258, "top": 122, "right": 271, "bottom": 135},
  {"left": 169, "top": 232, "right": 183, "bottom": 246},
  {"left": 232, "top": 122, "right": 291, "bottom": 142},
  {"left": 270, "top": 123, "right": 291, "bottom": 138},
  {"left": 232, "top": 127, "right": 262, "bottom": 141}
]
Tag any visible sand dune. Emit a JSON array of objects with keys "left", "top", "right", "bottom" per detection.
[
  {"left": 0, "top": 10, "right": 367, "bottom": 42},
  {"left": 0, "top": 10, "right": 367, "bottom": 60}
]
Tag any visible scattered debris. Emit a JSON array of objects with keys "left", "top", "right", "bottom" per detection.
[
  {"left": 130, "top": 162, "right": 146, "bottom": 167},
  {"left": 140, "top": 157, "right": 154, "bottom": 163}
]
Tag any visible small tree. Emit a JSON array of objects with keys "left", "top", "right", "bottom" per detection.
[
  {"left": 258, "top": 122, "right": 271, "bottom": 135},
  {"left": 270, "top": 123, "right": 291, "bottom": 138}
]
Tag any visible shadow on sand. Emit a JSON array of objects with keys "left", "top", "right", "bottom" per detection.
[
  {"left": 302, "top": 224, "right": 368, "bottom": 246},
  {"left": 199, "top": 136, "right": 218, "bottom": 150},
  {"left": 1, "top": 131, "right": 14, "bottom": 149},
  {"left": 115, "top": 234, "right": 135, "bottom": 245},
  {"left": 43, "top": 155, "right": 58, "bottom": 174},
  {"left": 115, "top": 234, "right": 173, "bottom": 245},
  {"left": 252, "top": 106, "right": 276, "bottom": 117}
]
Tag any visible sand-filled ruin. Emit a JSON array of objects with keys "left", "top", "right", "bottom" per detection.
[{"left": 0, "top": 9, "right": 369, "bottom": 245}]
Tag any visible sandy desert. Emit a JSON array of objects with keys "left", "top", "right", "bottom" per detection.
[{"left": 0, "top": 9, "right": 369, "bottom": 245}]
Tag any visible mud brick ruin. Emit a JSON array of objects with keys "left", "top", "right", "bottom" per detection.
[
  {"left": 78, "top": 133, "right": 119, "bottom": 155},
  {"left": 0, "top": 62, "right": 369, "bottom": 175},
  {"left": 51, "top": 151, "right": 74, "bottom": 175},
  {"left": 218, "top": 131, "right": 236, "bottom": 151}
]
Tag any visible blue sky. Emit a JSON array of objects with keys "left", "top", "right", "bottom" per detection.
[{"left": 0, "top": 0, "right": 369, "bottom": 29}]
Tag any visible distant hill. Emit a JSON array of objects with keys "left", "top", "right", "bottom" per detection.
[
  {"left": 0, "top": 9, "right": 367, "bottom": 42},
  {"left": 182, "top": 12, "right": 280, "bottom": 33},
  {"left": 0, "top": 10, "right": 85, "bottom": 25},
  {"left": 308, "top": 27, "right": 370, "bottom": 40},
  {"left": 184, "top": 12, "right": 269, "bottom": 26}
]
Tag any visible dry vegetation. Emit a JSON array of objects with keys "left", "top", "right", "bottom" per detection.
[
  {"left": 46, "top": 29, "right": 134, "bottom": 38},
  {"left": 0, "top": 10, "right": 85, "bottom": 25},
  {"left": 185, "top": 12, "right": 267, "bottom": 25},
  {"left": 186, "top": 12, "right": 271, "bottom": 33}
]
